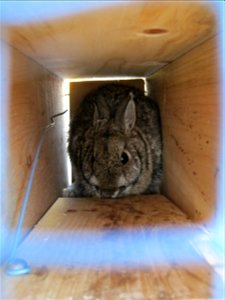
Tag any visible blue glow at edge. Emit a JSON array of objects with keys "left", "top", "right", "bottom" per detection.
[
  {"left": 0, "top": 41, "right": 10, "bottom": 264},
  {"left": 0, "top": 1, "right": 224, "bottom": 299},
  {"left": 0, "top": 1, "right": 122, "bottom": 25},
  {"left": 12, "top": 227, "right": 212, "bottom": 268},
  {"left": 208, "top": 2, "right": 225, "bottom": 299}
]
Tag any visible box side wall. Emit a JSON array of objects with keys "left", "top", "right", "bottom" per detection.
[
  {"left": 148, "top": 37, "right": 220, "bottom": 221},
  {"left": 1, "top": 42, "right": 68, "bottom": 259}
]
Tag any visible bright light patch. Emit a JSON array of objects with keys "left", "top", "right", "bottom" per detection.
[
  {"left": 14, "top": 227, "right": 209, "bottom": 269},
  {"left": 68, "top": 76, "right": 145, "bottom": 82},
  {"left": 63, "top": 79, "right": 71, "bottom": 186}
]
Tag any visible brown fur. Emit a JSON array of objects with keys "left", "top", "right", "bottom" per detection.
[{"left": 67, "top": 84, "right": 162, "bottom": 198}]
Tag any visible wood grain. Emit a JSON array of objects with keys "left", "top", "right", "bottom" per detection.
[
  {"left": 149, "top": 37, "right": 220, "bottom": 221},
  {"left": 5, "top": 42, "right": 68, "bottom": 239},
  {"left": 2, "top": 2, "right": 216, "bottom": 78},
  {"left": 2, "top": 196, "right": 221, "bottom": 299}
]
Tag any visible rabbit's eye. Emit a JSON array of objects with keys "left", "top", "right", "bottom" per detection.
[{"left": 121, "top": 152, "right": 129, "bottom": 165}]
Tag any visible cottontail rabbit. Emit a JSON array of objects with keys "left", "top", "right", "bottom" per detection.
[{"left": 66, "top": 83, "right": 162, "bottom": 198}]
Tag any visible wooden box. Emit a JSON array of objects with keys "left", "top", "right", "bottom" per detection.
[{"left": 1, "top": 1, "right": 224, "bottom": 299}]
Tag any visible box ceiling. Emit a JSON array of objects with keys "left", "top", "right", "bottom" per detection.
[{"left": 2, "top": 2, "right": 217, "bottom": 79}]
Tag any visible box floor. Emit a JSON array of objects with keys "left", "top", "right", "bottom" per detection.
[{"left": 3, "top": 195, "right": 222, "bottom": 299}]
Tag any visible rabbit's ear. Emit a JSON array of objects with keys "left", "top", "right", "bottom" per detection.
[
  {"left": 93, "top": 97, "right": 109, "bottom": 126},
  {"left": 93, "top": 103, "right": 99, "bottom": 126},
  {"left": 116, "top": 92, "right": 136, "bottom": 133}
]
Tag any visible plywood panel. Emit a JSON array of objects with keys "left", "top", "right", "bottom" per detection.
[
  {"left": 4, "top": 42, "right": 68, "bottom": 242},
  {"left": 2, "top": 2, "right": 217, "bottom": 78},
  {"left": 3, "top": 196, "right": 220, "bottom": 299},
  {"left": 148, "top": 37, "right": 220, "bottom": 221},
  {"left": 70, "top": 79, "right": 145, "bottom": 119}
]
